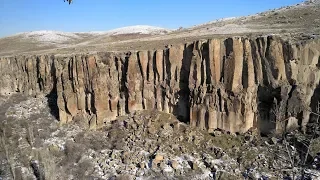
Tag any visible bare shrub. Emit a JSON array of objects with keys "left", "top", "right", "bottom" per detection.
[
  {"left": 74, "top": 160, "right": 95, "bottom": 179},
  {"left": 38, "top": 148, "right": 57, "bottom": 180},
  {"left": 64, "top": 140, "right": 87, "bottom": 163},
  {"left": 0, "top": 129, "right": 15, "bottom": 179},
  {"left": 26, "top": 125, "right": 34, "bottom": 147}
]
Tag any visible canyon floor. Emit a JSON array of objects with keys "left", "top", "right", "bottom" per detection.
[
  {"left": 1, "top": 0, "right": 320, "bottom": 180},
  {"left": 1, "top": 94, "right": 320, "bottom": 180}
]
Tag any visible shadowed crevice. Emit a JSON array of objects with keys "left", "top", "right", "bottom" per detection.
[
  {"left": 46, "top": 56, "right": 59, "bottom": 120},
  {"left": 173, "top": 43, "right": 193, "bottom": 123}
]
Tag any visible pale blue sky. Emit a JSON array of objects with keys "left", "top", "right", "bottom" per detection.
[{"left": 0, "top": 0, "right": 303, "bottom": 37}]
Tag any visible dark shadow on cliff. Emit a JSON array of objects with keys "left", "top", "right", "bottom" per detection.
[
  {"left": 119, "top": 54, "right": 130, "bottom": 114},
  {"left": 46, "top": 91, "right": 59, "bottom": 120},
  {"left": 45, "top": 56, "right": 59, "bottom": 120},
  {"left": 257, "top": 85, "right": 281, "bottom": 135},
  {"left": 309, "top": 83, "right": 320, "bottom": 134},
  {"left": 172, "top": 43, "right": 193, "bottom": 124}
]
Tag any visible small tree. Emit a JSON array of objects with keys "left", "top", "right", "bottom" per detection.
[{"left": 271, "top": 101, "right": 320, "bottom": 179}]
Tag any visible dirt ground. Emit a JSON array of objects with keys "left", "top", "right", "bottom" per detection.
[{"left": 1, "top": 95, "right": 320, "bottom": 180}]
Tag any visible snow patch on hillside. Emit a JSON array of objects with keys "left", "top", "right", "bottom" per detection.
[
  {"left": 191, "top": 17, "right": 237, "bottom": 29},
  {"left": 18, "top": 30, "right": 80, "bottom": 44},
  {"left": 204, "top": 17, "right": 237, "bottom": 24},
  {"left": 104, "top": 25, "right": 170, "bottom": 35},
  {"left": 82, "top": 25, "right": 171, "bottom": 36},
  {"left": 12, "top": 25, "right": 170, "bottom": 44}
]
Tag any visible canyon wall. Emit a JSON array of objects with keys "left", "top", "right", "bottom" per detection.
[{"left": 1, "top": 36, "right": 320, "bottom": 133}]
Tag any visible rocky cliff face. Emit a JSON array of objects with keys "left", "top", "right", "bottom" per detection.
[{"left": 1, "top": 36, "right": 320, "bottom": 134}]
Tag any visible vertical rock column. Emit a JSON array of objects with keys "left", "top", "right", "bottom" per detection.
[
  {"left": 206, "top": 39, "right": 222, "bottom": 132},
  {"left": 167, "top": 44, "right": 184, "bottom": 114},
  {"left": 189, "top": 41, "right": 205, "bottom": 128},
  {"left": 127, "top": 52, "right": 144, "bottom": 113}
]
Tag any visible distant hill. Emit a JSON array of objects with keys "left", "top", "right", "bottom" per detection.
[{"left": 0, "top": 0, "right": 319, "bottom": 56}]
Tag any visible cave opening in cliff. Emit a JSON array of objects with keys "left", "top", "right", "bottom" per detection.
[
  {"left": 120, "top": 54, "right": 130, "bottom": 114},
  {"left": 46, "top": 90, "right": 59, "bottom": 119},
  {"left": 172, "top": 43, "right": 194, "bottom": 124},
  {"left": 257, "top": 85, "right": 282, "bottom": 135},
  {"left": 309, "top": 83, "right": 320, "bottom": 129},
  {"left": 45, "top": 57, "right": 59, "bottom": 120}
]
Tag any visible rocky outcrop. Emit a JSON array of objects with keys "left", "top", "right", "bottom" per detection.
[{"left": 1, "top": 36, "right": 320, "bottom": 133}]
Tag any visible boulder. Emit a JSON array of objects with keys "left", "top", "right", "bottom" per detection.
[
  {"left": 155, "top": 154, "right": 164, "bottom": 161},
  {"left": 171, "top": 160, "right": 179, "bottom": 169}
]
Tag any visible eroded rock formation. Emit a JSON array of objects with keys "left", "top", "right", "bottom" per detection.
[{"left": 1, "top": 36, "right": 320, "bottom": 133}]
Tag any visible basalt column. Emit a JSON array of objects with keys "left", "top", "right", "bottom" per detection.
[{"left": 1, "top": 36, "right": 319, "bottom": 133}]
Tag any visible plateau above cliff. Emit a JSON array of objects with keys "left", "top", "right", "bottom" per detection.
[{"left": 0, "top": 0, "right": 319, "bottom": 56}]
